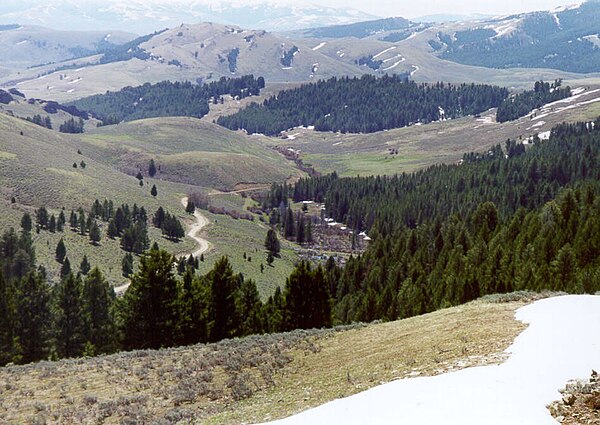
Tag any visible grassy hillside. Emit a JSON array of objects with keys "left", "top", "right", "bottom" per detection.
[
  {"left": 0, "top": 294, "right": 537, "bottom": 424},
  {"left": 0, "top": 112, "right": 301, "bottom": 289},
  {"left": 80, "top": 117, "right": 302, "bottom": 191}
]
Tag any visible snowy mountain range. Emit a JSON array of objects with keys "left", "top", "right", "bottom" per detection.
[{"left": 0, "top": 0, "right": 377, "bottom": 34}]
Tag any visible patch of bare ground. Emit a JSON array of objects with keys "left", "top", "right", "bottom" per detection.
[
  {"left": 0, "top": 292, "right": 558, "bottom": 425},
  {"left": 549, "top": 371, "right": 600, "bottom": 425}
]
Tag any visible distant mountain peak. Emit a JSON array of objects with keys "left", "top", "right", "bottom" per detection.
[{"left": 0, "top": 0, "right": 377, "bottom": 33}]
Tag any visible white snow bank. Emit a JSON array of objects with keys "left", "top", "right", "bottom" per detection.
[
  {"left": 312, "top": 42, "right": 326, "bottom": 51},
  {"left": 382, "top": 59, "right": 404, "bottom": 71},
  {"left": 538, "top": 131, "right": 551, "bottom": 140},
  {"left": 257, "top": 295, "right": 600, "bottom": 425},
  {"left": 373, "top": 46, "right": 396, "bottom": 59}
]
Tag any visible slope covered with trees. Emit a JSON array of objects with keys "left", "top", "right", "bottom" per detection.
[
  {"left": 281, "top": 120, "right": 600, "bottom": 322},
  {"left": 438, "top": 2, "right": 600, "bottom": 73},
  {"left": 4, "top": 116, "right": 600, "bottom": 367},
  {"left": 70, "top": 75, "right": 265, "bottom": 124},
  {"left": 496, "top": 80, "right": 571, "bottom": 122},
  {"left": 217, "top": 75, "right": 508, "bottom": 134}
]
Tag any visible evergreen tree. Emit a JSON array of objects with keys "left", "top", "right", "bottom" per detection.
[
  {"left": 79, "top": 255, "right": 91, "bottom": 275},
  {"left": 55, "top": 238, "right": 67, "bottom": 264},
  {"left": 54, "top": 273, "right": 86, "bottom": 358},
  {"left": 48, "top": 215, "right": 56, "bottom": 233},
  {"left": 284, "top": 208, "right": 295, "bottom": 239},
  {"left": 161, "top": 213, "right": 185, "bottom": 241},
  {"left": 57, "top": 211, "right": 66, "bottom": 232},
  {"left": 186, "top": 200, "right": 195, "bottom": 214},
  {"left": 151, "top": 184, "right": 158, "bottom": 197},
  {"left": 237, "top": 278, "right": 263, "bottom": 336},
  {"left": 283, "top": 261, "right": 331, "bottom": 330},
  {"left": 153, "top": 207, "right": 166, "bottom": 228},
  {"left": 0, "top": 270, "right": 16, "bottom": 366},
  {"left": 16, "top": 272, "right": 51, "bottom": 363},
  {"left": 79, "top": 209, "right": 86, "bottom": 235},
  {"left": 122, "top": 253, "right": 134, "bottom": 277},
  {"left": 36, "top": 207, "right": 49, "bottom": 229},
  {"left": 121, "top": 249, "right": 179, "bottom": 349},
  {"left": 69, "top": 210, "right": 78, "bottom": 230},
  {"left": 148, "top": 159, "right": 157, "bottom": 177},
  {"left": 89, "top": 221, "right": 101, "bottom": 245},
  {"left": 208, "top": 257, "right": 240, "bottom": 342},
  {"left": 82, "top": 268, "right": 116, "bottom": 355},
  {"left": 60, "top": 257, "right": 71, "bottom": 279},
  {"left": 177, "top": 267, "right": 209, "bottom": 345},
  {"left": 20, "top": 213, "right": 32, "bottom": 233},
  {"left": 264, "top": 229, "right": 281, "bottom": 256},
  {"left": 107, "top": 220, "right": 118, "bottom": 239}
]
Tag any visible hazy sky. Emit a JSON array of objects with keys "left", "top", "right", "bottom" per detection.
[{"left": 308, "top": 0, "right": 578, "bottom": 18}]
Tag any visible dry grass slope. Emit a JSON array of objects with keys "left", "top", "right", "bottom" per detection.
[{"left": 0, "top": 296, "right": 536, "bottom": 425}]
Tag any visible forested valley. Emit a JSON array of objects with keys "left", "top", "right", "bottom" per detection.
[
  {"left": 270, "top": 119, "right": 600, "bottom": 322},
  {"left": 4, "top": 120, "right": 600, "bottom": 366},
  {"left": 217, "top": 75, "right": 508, "bottom": 134}
]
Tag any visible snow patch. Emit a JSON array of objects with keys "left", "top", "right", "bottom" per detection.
[
  {"left": 538, "top": 131, "right": 551, "bottom": 140},
  {"left": 382, "top": 59, "right": 404, "bottom": 71},
  {"left": 475, "top": 116, "right": 494, "bottom": 125},
  {"left": 486, "top": 19, "right": 520, "bottom": 39},
  {"left": 583, "top": 34, "right": 600, "bottom": 48},
  {"left": 410, "top": 65, "right": 420, "bottom": 76},
  {"left": 373, "top": 46, "right": 396, "bottom": 59},
  {"left": 258, "top": 295, "right": 600, "bottom": 425},
  {"left": 312, "top": 42, "right": 326, "bottom": 51}
]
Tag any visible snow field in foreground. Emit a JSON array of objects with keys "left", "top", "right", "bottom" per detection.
[{"left": 258, "top": 295, "right": 600, "bottom": 425}]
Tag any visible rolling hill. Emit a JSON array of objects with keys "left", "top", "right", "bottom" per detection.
[
  {"left": 0, "top": 0, "right": 377, "bottom": 34},
  {"left": 4, "top": 6, "right": 600, "bottom": 103},
  {"left": 0, "top": 24, "right": 135, "bottom": 70},
  {"left": 0, "top": 107, "right": 302, "bottom": 288},
  {"left": 434, "top": 1, "right": 600, "bottom": 73}
]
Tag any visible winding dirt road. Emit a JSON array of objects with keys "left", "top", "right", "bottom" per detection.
[
  {"left": 113, "top": 197, "right": 210, "bottom": 295},
  {"left": 180, "top": 196, "right": 211, "bottom": 258}
]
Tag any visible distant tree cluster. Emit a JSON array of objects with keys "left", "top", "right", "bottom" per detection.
[
  {"left": 25, "top": 114, "right": 52, "bottom": 129},
  {"left": 496, "top": 80, "right": 571, "bottom": 122},
  {"left": 267, "top": 207, "right": 313, "bottom": 244},
  {"left": 227, "top": 48, "right": 240, "bottom": 73},
  {"left": 70, "top": 75, "right": 266, "bottom": 125},
  {"left": 59, "top": 117, "right": 84, "bottom": 134},
  {"left": 355, "top": 55, "right": 383, "bottom": 70},
  {"left": 280, "top": 46, "right": 299, "bottom": 67},
  {"left": 153, "top": 207, "right": 185, "bottom": 241},
  {"left": 217, "top": 75, "right": 509, "bottom": 135},
  {"left": 43, "top": 101, "right": 88, "bottom": 119}
]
